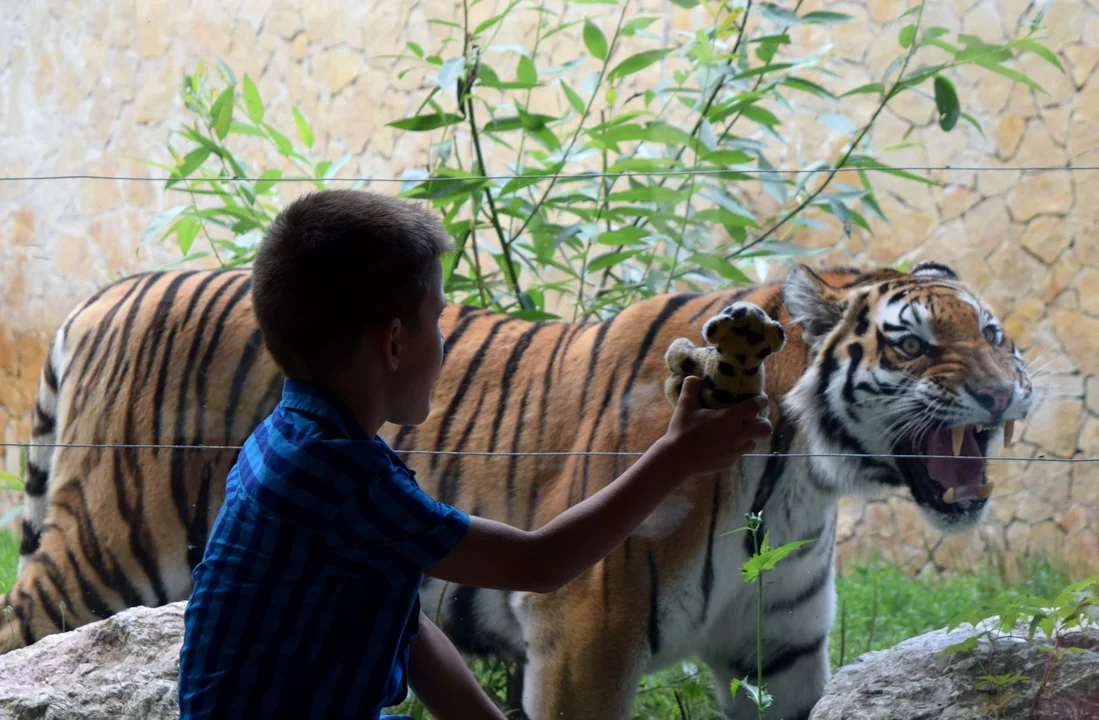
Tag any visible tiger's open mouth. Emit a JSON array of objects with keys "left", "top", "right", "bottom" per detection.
[{"left": 898, "top": 422, "right": 1014, "bottom": 514}]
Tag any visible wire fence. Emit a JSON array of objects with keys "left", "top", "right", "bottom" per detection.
[
  {"left": 2, "top": 164, "right": 1098, "bottom": 185},
  {"left": 0, "top": 441, "right": 1092, "bottom": 463}
]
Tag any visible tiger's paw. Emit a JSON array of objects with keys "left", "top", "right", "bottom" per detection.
[{"left": 663, "top": 301, "right": 786, "bottom": 409}]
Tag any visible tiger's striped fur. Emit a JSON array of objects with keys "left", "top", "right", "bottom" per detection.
[{"left": 2, "top": 261, "right": 1032, "bottom": 719}]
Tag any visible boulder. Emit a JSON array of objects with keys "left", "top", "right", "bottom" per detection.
[
  {"left": 0, "top": 602, "right": 185, "bottom": 720},
  {"left": 811, "top": 618, "right": 1099, "bottom": 720}
]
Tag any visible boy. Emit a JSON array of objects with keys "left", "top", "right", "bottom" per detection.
[{"left": 177, "top": 190, "right": 773, "bottom": 719}]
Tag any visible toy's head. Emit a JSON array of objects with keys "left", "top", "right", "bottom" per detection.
[{"left": 702, "top": 301, "right": 787, "bottom": 368}]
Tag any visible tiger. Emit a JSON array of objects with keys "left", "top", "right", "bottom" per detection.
[{"left": 1, "top": 259, "right": 1032, "bottom": 719}]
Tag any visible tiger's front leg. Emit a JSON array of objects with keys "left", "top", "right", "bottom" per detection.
[{"left": 513, "top": 564, "right": 651, "bottom": 720}]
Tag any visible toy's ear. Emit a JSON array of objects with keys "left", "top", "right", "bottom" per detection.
[
  {"left": 784, "top": 264, "right": 845, "bottom": 344},
  {"left": 909, "top": 260, "right": 958, "bottom": 281}
]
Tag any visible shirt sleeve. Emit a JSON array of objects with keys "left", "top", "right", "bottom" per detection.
[{"left": 338, "top": 461, "right": 471, "bottom": 572}]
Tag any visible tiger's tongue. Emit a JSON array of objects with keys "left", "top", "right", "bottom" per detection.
[{"left": 922, "top": 428, "right": 984, "bottom": 489}]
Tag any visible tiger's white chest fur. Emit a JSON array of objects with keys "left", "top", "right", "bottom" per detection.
[
  {"left": 644, "top": 436, "right": 838, "bottom": 675},
  {"left": 420, "top": 428, "right": 840, "bottom": 717}
]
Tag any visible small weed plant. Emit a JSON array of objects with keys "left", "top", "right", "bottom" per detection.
[
  {"left": 727, "top": 511, "right": 816, "bottom": 717},
  {"left": 940, "top": 573, "right": 1099, "bottom": 719}
]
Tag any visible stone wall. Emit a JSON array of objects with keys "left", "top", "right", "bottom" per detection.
[{"left": 0, "top": 0, "right": 1096, "bottom": 576}]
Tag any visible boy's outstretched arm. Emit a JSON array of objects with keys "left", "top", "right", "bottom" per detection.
[
  {"left": 407, "top": 611, "right": 507, "bottom": 720},
  {"left": 424, "top": 376, "right": 772, "bottom": 594}
]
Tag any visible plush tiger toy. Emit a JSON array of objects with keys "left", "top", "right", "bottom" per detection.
[
  {"left": 663, "top": 300, "right": 787, "bottom": 409},
  {"left": 2, "top": 261, "right": 1032, "bottom": 720}
]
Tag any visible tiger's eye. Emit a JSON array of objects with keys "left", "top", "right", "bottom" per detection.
[
  {"left": 898, "top": 336, "right": 924, "bottom": 356},
  {"left": 983, "top": 325, "right": 999, "bottom": 345}
]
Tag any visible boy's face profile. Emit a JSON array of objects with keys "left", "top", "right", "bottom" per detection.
[{"left": 385, "top": 258, "right": 447, "bottom": 427}]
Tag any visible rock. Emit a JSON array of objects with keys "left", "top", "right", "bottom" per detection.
[
  {"left": 997, "top": 115, "right": 1025, "bottom": 158},
  {"left": 811, "top": 619, "right": 1099, "bottom": 720},
  {"left": 1007, "top": 171, "right": 1075, "bottom": 222},
  {"left": 0, "top": 602, "right": 185, "bottom": 720},
  {"left": 1022, "top": 215, "right": 1075, "bottom": 264}
]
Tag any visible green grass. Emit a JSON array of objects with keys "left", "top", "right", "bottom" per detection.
[
  {"left": 0, "top": 531, "right": 1076, "bottom": 719},
  {"left": 0, "top": 530, "right": 17, "bottom": 595}
]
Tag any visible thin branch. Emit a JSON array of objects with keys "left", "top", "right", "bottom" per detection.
[{"left": 504, "top": 0, "right": 633, "bottom": 247}]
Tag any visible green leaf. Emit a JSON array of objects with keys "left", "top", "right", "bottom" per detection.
[
  {"left": 605, "top": 157, "right": 683, "bottom": 173},
  {"left": 801, "top": 10, "right": 852, "bottom": 23},
  {"left": 848, "top": 155, "right": 938, "bottom": 185},
  {"left": 517, "top": 55, "right": 538, "bottom": 87},
  {"left": 742, "top": 536, "right": 816, "bottom": 582},
  {"left": 960, "top": 111, "right": 984, "bottom": 135},
  {"left": 622, "top": 16, "right": 659, "bottom": 36},
  {"left": 781, "top": 77, "right": 839, "bottom": 102},
  {"left": 819, "top": 112, "right": 857, "bottom": 135},
  {"left": 229, "top": 121, "right": 265, "bottom": 137},
  {"left": 688, "top": 253, "right": 752, "bottom": 283},
  {"left": 254, "top": 168, "right": 283, "bottom": 194},
  {"left": 483, "top": 113, "right": 556, "bottom": 132},
  {"left": 293, "top": 106, "right": 315, "bottom": 148},
  {"left": 899, "top": 24, "right": 916, "bottom": 49},
  {"left": 973, "top": 58, "right": 1045, "bottom": 93},
  {"left": 841, "top": 82, "right": 884, "bottom": 97},
  {"left": 692, "top": 207, "right": 760, "bottom": 229},
  {"left": 211, "top": 87, "right": 234, "bottom": 140},
  {"left": 759, "top": 2, "right": 803, "bottom": 24},
  {"left": 242, "top": 74, "right": 263, "bottom": 124},
  {"left": 175, "top": 147, "right": 211, "bottom": 178},
  {"left": 1011, "top": 38, "right": 1065, "bottom": 72},
  {"left": 561, "top": 80, "right": 586, "bottom": 114},
  {"left": 263, "top": 123, "right": 294, "bottom": 155},
  {"left": 587, "top": 250, "right": 639, "bottom": 272},
  {"left": 172, "top": 217, "right": 201, "bottom": 255},
  {"left": 583, "top": 19, "right": 608, "bottom": 61},
  {"left": 742, "top": 105, "right": 782, "bottom": 128},
  {"left": 933, "top": 75, "right": 960, "bottom": 131},
  {"left": 597, "top": 227, "right": 648, "bottom": 245},
  {"left": 607, "top": 186, "right": 687, "bottom": 203},
  {"left": 140, "top": 206, "right": 189, "bottom": 246},
  {"left": 436, "top": 56, "right": 466, "bottom": 92},
  {"left": 407, "top": 41, "right": 424, "bottom": 58},
  {"left": 607, "top": 48, "right": 674, "bottom": 83},
  {"left": 387, "top": 112, "right": 464, "bottom": 131},
  {"left": 702, "top": 149, "right": 754, "bottom": 165}
]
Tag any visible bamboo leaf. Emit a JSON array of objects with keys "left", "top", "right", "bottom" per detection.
[
  {"left": 388, "top": 113, "right": 464, "bottom": 131},
  {"left": 242, "top": 74, "right": 264, "bottom": 124},
  {"left": 583, "top": 19, "right": 608, "bottom": 61},
  {"left": 607, "top": 48, "right": 674, "bottom": 83},
  {"left": 933, "top": 75, "right": 960, "bottom": 131},
  {"left": 211, "top": 88, "right": 234, "bottom": 140},
  {"left": 293, "top": 107, "right": 315, "bottom": 148}
]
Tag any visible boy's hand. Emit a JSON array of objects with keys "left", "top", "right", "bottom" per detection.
[{"left": 655, "top": 375, "right": 773, "bottom": 476}]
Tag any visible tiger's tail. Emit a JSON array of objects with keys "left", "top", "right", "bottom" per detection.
[{"left": 16, "top": 327, "right": 65, "bottom": 576}]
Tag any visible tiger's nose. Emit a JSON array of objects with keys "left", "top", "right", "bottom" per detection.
[{"left": 967, "top": 383, "right": 1014, "bottom": 413}]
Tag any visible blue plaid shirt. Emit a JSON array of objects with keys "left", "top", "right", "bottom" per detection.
[{"left": 178, "top": 379, "right": 470, "bottom": 718}]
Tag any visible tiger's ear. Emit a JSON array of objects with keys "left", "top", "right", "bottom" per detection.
[
  {"left": 909, "top": 260, "right": 958, "bottom": 280},
  {"left": 784, "top": 264, "right": 845, "bottom": 343}
]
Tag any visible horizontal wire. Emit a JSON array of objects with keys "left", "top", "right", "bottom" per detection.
[
  {"left": 1, "top": 164, "right": 1096, "bottom": 184},
  {"left": 0, "top": 441, "right": 1090, "bottom": 463}
]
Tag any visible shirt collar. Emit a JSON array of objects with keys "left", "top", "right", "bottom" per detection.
[
  {"left": 279, "top": 378, "right": 372, "bottom": 442},
  {"left": 277, "top": 379, "right": 415, "bottom": 474}
]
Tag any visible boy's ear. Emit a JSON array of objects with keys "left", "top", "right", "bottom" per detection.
[
  {"left": 373, "top": 319, "right": 403, "bottom": 372},
  {"left": 783, "top": 264, "right": 846, "bottom": 344}
]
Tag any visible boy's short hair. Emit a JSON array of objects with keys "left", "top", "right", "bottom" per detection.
[{"left": 252, "top": 189, "right": 453, "bottom": 380}]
